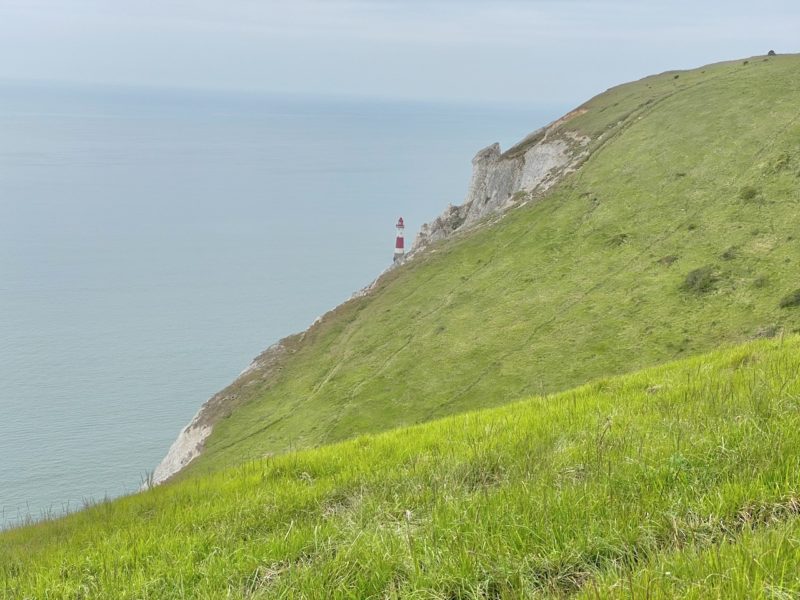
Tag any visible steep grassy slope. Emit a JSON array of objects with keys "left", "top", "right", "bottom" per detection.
[
  {"left": 188, "top": 54, "right": 800, "bottom": 475},
  {"left": 4, "top": 336, "right": 800, "bottom": 598}
]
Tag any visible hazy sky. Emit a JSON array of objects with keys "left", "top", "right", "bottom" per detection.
[{"left": 1, "top": 1, "right": 797, "bottom": 105}]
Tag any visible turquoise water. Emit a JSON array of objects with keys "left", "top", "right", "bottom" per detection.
[{"left": 0, "top": 82, "right": 566, "bottom": 527}]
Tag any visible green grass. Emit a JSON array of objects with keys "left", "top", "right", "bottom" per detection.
[
  {"left": 189, "top": 54, "right": 800, "bottom": 475},
  {"left": 582, "top": 518, "right": 800, "bottom": 598},
  {"left": 4, "top": 336, "right": 800, "bottom": 598}
]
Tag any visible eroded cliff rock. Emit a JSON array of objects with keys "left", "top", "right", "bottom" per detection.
[
  {"left": 149, "top": 340, "right": 290, "bottom": 485},
  {"left": 411, "top": 117, "right": 589, "bottom": 253}
]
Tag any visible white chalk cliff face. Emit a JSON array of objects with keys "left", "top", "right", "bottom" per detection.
[
  {"left": 151, "top": 420, "right": 211, "bottom": 485},
  {"left": 150, "top": 112, "right": 591, "bottom": 485},
  {"left": 411, "top": 119, "right": 589, "bottom": 253},
  {"left": 149, "top": 341, "right": 288, "bottom": 485}
]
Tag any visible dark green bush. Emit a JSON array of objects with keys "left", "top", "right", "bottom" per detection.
[
  {"left": 739, "top": 185, "right": 759, "bottom": 201},
  {"left": 682, "top": 265, "right": 718, "bottom": 294},
  {"left": 753, "top": 275, "right": 769, "bottom": 289},
  {"left": 779, "top": 289, "right": 800, "bottom": 308}
]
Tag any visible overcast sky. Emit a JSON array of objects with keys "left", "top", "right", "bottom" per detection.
[{"left": 1, "top": 1, "right": 797, "bottom": 105}]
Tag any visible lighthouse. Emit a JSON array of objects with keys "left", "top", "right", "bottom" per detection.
[{"left": 394, "top": 217, "right": 405, "bottom": 262}]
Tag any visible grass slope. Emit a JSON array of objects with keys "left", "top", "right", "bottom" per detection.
[
  {"left": 4, "top": 336, "right": 800, "bottom": 598},
  {"left": 192, "top": 54, "right": 800, "bottom": 474}
]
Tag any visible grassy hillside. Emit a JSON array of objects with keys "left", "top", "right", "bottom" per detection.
[
  {"left": 189, "top": 54, "right": 800, "bottom": 475},
  {"left": 5, "top": 54, "right": 800, "bottom": 598},
  {"left": 4, "top": 336, "right": 800, "bottom": 598}
]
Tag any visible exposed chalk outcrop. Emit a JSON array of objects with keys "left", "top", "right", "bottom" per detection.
[
  {"left": 411, "top": 118, "right": 589, "bottom": 254},
  {"left": 149, "top": 341, "right": 289, "bottom": 485},
  {"left": 151, "top": 421, "right": 211, "bottom": 485}
]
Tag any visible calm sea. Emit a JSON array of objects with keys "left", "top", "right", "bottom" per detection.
[{"left": 0, "top": 81, "right": 566, "bottom": 528}]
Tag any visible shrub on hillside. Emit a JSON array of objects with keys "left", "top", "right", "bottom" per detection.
[
  {"left": 658, "top": 255, "right": 678, "bottom": 267},
  {"left": 608, "top": 232, "right": 630, "bottom": 247},
  {"left": 682, "top": 265, "right": 718, "bottom": 294},
  {"left": 779, "top": 289, "right": 800, "bottom": 308},
  {"left": 739, "top": 185, "right": 759, "bottom": 201},
  {"left": 753, "top": 275, "right": 769, "bottom": 289}
]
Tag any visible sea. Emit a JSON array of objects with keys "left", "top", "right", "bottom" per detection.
[{"left": 0, "top": 80, "right": 566, "bottom": 528}]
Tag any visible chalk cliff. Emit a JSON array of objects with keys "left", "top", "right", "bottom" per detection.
[
  {"left": 151, "top": 340, "right": 290, "bottom": 485},
  {"left": 411, "top": 114, "right": 589, "bottom": 253}
]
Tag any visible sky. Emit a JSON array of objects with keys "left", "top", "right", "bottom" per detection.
[{"left": 0, "top": 1, "right": 798, "bottom": 106}]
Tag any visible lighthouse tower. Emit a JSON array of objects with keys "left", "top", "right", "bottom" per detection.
[{"left": 393, "top": 217, "right": 405, "bottom": 262}]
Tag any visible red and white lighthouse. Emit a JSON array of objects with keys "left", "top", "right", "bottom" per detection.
[{"left": 393, "top": 217, "right": 405, "bottom": 262}]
